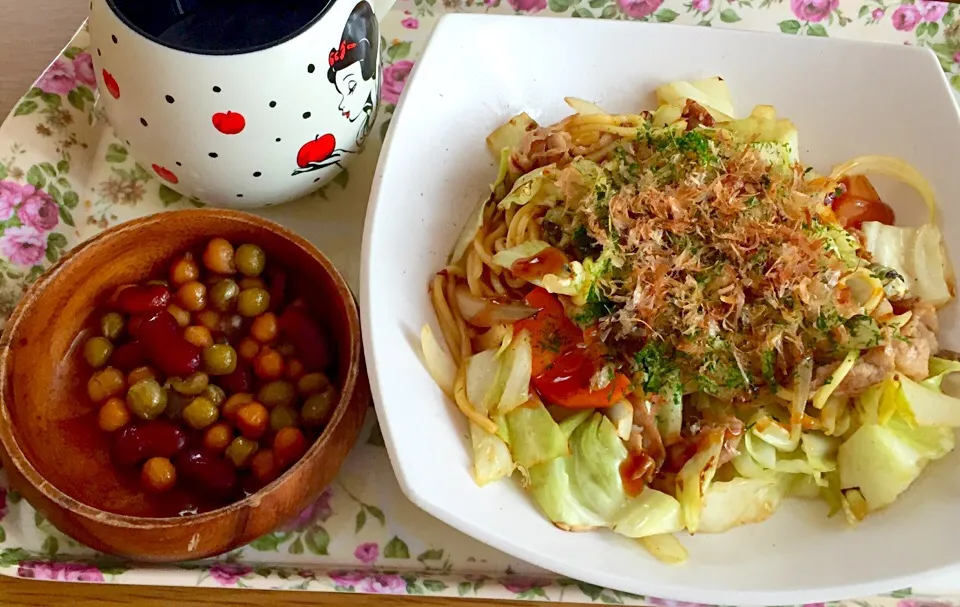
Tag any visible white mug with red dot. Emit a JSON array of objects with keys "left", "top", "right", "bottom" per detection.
[{"left": 89, "top": 0, "right": 395, "bottom": 208}]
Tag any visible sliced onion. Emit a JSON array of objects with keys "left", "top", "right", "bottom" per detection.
[
  {"left": 564, "top": 96, "right": 608, "bottom": 116},
  {"left": 498, "top": 330, "right": 532, "bottom": 415},
  {"left": 421, "top": 324, "right": 457, "bottom": 398},
  {"left": 455, "top": 286, "right": 537, "bottom": 328},
  {"left": 786, "top": 359, "right": 813, "bottom": 450},
  {"left": 639, "top": 534, "right": 688, "bottom": 564},
  {"left": 830, "top": 155, "right": 937, "bottom": 224}
]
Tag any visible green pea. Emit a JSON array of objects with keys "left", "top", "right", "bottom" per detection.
[
  {"left": 164, "top": 389, "right": 190, "bottom": 421},
  {"left": 257, "top": 380, "right": 296, "bottom": 409},
  {"left": 83, "top": 336, "right": 114, "bottom": 368},
  {"left": 210, "top": 279, "right": 240, "bottom": 312},
  {"left": 182, "top": 397, "right": 219, "bottom": 430},
  {"left": 100, "top": 312, "right": 125, "bottom": 340},
  {"left": 235, "top": 244, "right": 266, "bottom": 277},
  {"left": 237, "top": 288, "right": 270, "bottom": 317},
  {"left": 301, "top": 386, "right": 337, "bottom": 427},
  {"left": 203, "top": 384, "right": 226, "bottom": 408},
  {"left": 270, "top": 406, "right": 300, "bottom": 432},
  {"left": 126, "top": 379, "right": 168, "bottom": 420},
  {"left": 225, "top": 436, "right": 258, "bottom": 468},
  {"left": 171, "top": 372, "right": 210, "bottom": 396},
  {"left": 202, "top": 344, "right": 237, "bottom": 375}
]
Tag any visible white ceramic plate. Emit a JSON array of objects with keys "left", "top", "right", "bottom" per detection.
[{"left": 361, "top": 14, "right": 960, "bottom": 605}]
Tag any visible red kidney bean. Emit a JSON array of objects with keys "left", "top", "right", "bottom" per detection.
[
  {"left": 220, "top": 362, "right": 252, "bottom": 393},
  {"left": 139, "top": 312, "right": 201, "bottom": 377},
  {"left": 111, "top": 341, "right": 146, "bottom": 372},
  {"left": 113, "top": 421, "right": 187, "bottom": 466},
  {"left": 175, "top": 449, "right": 238, "bottom": 495},
  {"left": 116, "top": 284, "right": 171, "bottom": 315},
  {"left": 266, "top": 268, "right": 286, "bottom": 311},
  {"left": 127, "top": 316, "right": 144, "bottom": 339},
  {"left": 278, "top": 307, "right": 332, "bottom": 370}
]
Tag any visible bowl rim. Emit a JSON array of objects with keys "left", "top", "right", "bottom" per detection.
[{"left": 0, "top": 208, "right": 364, "bottom": 528}]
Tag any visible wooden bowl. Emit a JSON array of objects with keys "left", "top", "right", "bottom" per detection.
[{"left": 0, "top": 209, "right": 369, "bottom": 562}]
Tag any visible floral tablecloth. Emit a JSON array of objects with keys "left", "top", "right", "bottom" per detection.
[{"left": 0, "top": 0, "right": 959, "bottom": 604}]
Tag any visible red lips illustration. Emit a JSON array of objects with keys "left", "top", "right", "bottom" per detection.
[
  {"left": 296, "top": 134, "right": 336, "bottom": 168},
  {"left": 212, "top": 111, "right": 246, "bottom": 135},
  {"left": 152, "top": 164, "right": 178, "bottom": 184},
  {"left": 102, "top": 69, "right": 120, "bottom": 99}
]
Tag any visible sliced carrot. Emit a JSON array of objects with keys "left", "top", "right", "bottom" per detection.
[{"left": 514, "top": 287, "right": 582, "bottom": 377}]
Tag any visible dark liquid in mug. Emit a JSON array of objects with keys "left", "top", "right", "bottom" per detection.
[{"left": 108, "top": 0, "right": 334, "bottom": 53}]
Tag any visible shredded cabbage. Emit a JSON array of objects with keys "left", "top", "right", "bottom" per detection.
[
  {"left": 528, "top": 413, "right": 685, "bottom": 542},
  {"left": 506, "top": 403, "right": 569, "bottom": 470},
  {"left": 498, "top": 165, "right": 558, "bottom": 210},
  {"left": 655, "top": 77, "right": 735, "bottom": 121},
  {"left": 486, "top": 112, "right": 536, "bottom": 158},
  {"left": 862, "top": 222, "right": 953, "bottom": 307},
  {"left": 719, "top": 105, "right": 799, "bottom": 171},
  {"left": 697, "top": 476, "right": 791, "bottom": 534}
]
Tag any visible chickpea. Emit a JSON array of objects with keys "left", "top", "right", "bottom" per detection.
[
  {"left": 196, "top": 310, "right": 221, "bottom": 331},
  {"left": 166, "top": 304, "right": 191, "bottom": 328},
  {"left": 253, "top": 347, "right": 284, "bottom": 380},
  {"left": 275, "top": 342, "right": 296, "bottom": 357},
  {"left": 170, "top": 252, "right": 200, "bottom": 286},
  {"left": 203, "top": 422, "right": 234, "bottom": 452},
  {"left": 237, "top": 337, "right": 260, "bottom": 361},
  {"left": 203, "top": 238, "right": 236, "bottom": 274},
  {"left": 250, "top": 313, "right": 278, "bottom": 343},
  {"left": 274, "top": 427, "right": 308, "bottom": 467},
  {"left": 250, "top": 448, "right": 280, "bottom": 485},
  {"left": 285, "top": 358, "right": 305, "bottom": 381},
  {"left": 183, "top": 325, "right": 214, "bottom": 348},
  {"left": 141, "top": 457, "right": 176, "bottom": 493},
  {"left": 223, "top": 393, "right": 255, "bottom": 421},
  {"left": 127, "top": 366, "right": 157, "bottom": 385},
  {"left": 176, "top": 281, "right": 207, "bottom": 312},
  {"left": 236, "top": 402, "right": 269, "bottom": 439},
  {"left": 98, "top": 397, "right": 131, "bottom": 432},
  {"left": 87, "top": 367, "right": 125, "bottom": 403}
]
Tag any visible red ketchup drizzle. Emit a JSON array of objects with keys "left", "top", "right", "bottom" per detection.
[
  {"left": 831, "top": 175, "right": 896, "bottom": 230},
  {"left": 510, "top": 247, "right": 568, "bottom": 281}
]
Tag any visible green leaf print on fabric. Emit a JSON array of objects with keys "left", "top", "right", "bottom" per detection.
[
  {"left": 779, "top": 19, "right": 802, "bottom": 33},
  {"left": 384, "top": 536, "right": 410, "bottom": 559}
]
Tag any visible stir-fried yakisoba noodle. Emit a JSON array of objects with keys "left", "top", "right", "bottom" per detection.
[{"left": 420, "top": 77, "right": 957, "bottom": 563}]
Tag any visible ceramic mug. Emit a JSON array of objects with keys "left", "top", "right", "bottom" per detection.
[{"left": 89, "top": 0, "right": 394, "bottom": 208}]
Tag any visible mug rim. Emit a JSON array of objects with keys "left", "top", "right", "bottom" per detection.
[{"left": 103, "top": 0, "right": 343, "bottom": 56}]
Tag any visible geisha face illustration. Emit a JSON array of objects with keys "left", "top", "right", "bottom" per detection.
[
  {"left": 292, "top": 2, "right": 379, "bottom": 177},
  {"left": 327, "top": 2, "right": 379, "bottom": 147},
  {"left": 333, "top": 61, "right": 372, "bottom": 124}
]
